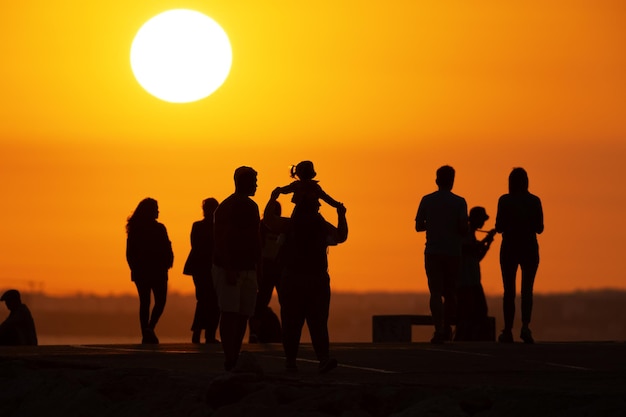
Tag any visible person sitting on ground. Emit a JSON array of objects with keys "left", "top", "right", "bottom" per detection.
[{"left": 0, "top": 289, "right": 38, "bottom": 346}]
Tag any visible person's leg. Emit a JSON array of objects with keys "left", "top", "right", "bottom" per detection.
[
  {"left": 219, "top": 311, "right": 240, "bottom": 370},
  {"left": 224, "top": 270, "right": 258, "bottom": 369},
  {"left": 277, "top": 273, "right": 306, "bottom": 369},
  {"left": 213, "top": 265, "right": 249, "bottom": 370},
  {"left": 520, "top": 247, "right": 539, "bottom": 343},
  {"left": 499, "top": 246, "right": 518, "bottom": 342},
  {"left": 134, "top": 281, "right": 151, "bottom": 342},
  {"left": 425, "top": 254, "right": 445, "bottom": 340},
  {"left": 248, "top": 276, "right": 266, "bottom": 343},
  {"left": 220, "top": 312, "right": 250, "bottom": 370},
  {"left": 191, "top": 275, "right": 205, "bottom": 343},
  {"left": 250, "top": 261, "right": 278, "bottom": 342},
  {"left": 520, "top": 249, "right": 539, "bottom": 325},
  {"left": 205, "top": 273, "right": 221, "bottom": 343},
  {"left": 454, "top": 287, "right": 470, "bottom": 341},
  {"left": 306, "top": 275, "right": 331, "bottom": 362},
  {"left": 473, "top": 285, "right": 490, "bottom": 341},
  {"left": 149, "top": 280, "right": 168, "bottom": 330},
  {"left": 442, "top": 255, "right": 461, "bottom": 337}
]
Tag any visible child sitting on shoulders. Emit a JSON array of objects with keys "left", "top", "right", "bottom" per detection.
[{"left": 276, "top": 161, "right": 342, "bottom": 213}]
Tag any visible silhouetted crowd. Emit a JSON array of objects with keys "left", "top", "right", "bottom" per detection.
[
  {"left": 2, "top": 162, "right": 543, "bottom": 373},
  {"left": 124, "top": 162, "right": 347, "bottom": 372}
]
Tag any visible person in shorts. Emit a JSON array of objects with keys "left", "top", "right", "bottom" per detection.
[{"left": 212, "top": 166, "right": 262, "bottom": 371}]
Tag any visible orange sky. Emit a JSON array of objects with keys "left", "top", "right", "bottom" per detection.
[{"left": 1, "top": 1, "right": 625, "bottom": 296}]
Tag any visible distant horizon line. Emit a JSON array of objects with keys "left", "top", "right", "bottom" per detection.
[{"left": 8, "top": 288, "right": 626, "bottom": 299}]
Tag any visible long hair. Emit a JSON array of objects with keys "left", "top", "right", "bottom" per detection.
[{"left": 126, "top": 198, "right": 158, "bottom": 234}]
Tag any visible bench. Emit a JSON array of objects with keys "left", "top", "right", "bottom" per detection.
[{"left": 372, "top": 315, "right": 496, "bottom": 342}]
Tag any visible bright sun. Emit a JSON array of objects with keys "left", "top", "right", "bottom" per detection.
[{"left": 130, "top": 9, "right": 232, "bottom": 103}]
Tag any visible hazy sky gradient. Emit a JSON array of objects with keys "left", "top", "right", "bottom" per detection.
[{"left": 1, "top": 1, "right": 625, "bottom": 295}]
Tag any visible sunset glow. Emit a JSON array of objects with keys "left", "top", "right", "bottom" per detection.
[{"left": 0, "top": 1, "right": 625, "bottom": 297}]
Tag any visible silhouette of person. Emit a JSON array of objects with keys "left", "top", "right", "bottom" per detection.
[
  {"left": 249, "top": 199, "right": 283, "bottom": 343},
  {"left": 0, "top": 289, "right": 38, "bottom": 346},
  {"left": 415, "top": 165, "right": 468, "bottom": 343},
  {"left": 126, "top": 198, "right": 174, "bottom": 344},
  {"left": 276, "top": 161, "right": 342, "bottom": 215},
  {"left": 496, "top": 167, "right": 544, "bottom": 344},
  {"left": 263, "top": 187, "right": 348, "bottom": 373},
  {"left": 455, "top": 207, "right": 496, "bottom": 341},
  {"left": 212, "top": 166, "right": 262, "bottom": 371},
  {"left": 183, "top": 197, "right": 220, "bottom": 344}
]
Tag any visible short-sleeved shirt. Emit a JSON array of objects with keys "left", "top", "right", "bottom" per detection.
[
  {"left": 213, "top": 193, "right": 261, "bottom": 271},
  {"left": 416, "top": 190, "right": 468, "bottom": 256}
]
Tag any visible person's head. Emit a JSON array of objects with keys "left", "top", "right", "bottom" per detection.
[
  {"left": 508, "top": 167, "right": 529, "bottom": 194},
  {"left": 234, "top": 166, "right": 258, "bottom": 196},
  {"left": 435, "top": 165, "right": 455, "bottom": 191},
  {"left": 469, "top": 206, "right": 489, "bottom": 230},
  {"left": 202, "top": 198, "right": 219, "bottom": 219},
  {"left": 290, "top": 161, "right": 316, "bottom": 181},
  {"left": 1, "top": 289, "right": 22, "bottom": 311},
  {"left": 265, "top": 199, "right": 282, "bottom": 217},
  {"left": 126, "top": 198, "right": 159, "bottom": 233}
]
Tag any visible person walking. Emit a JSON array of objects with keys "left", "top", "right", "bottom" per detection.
[
  {"left": 496, "top": 167, "right": 544, "bottom": 344},
  {"left": 126, "top": 198, "right": 174, "bottom": 344},
  {"left": 212, "top": 167, "right": 262, "bottom": 371},
  {"left": 415, "top": 165, "right": 468, "bottom": 343},
  {"left": 263, "top": 187, "right": 348, "bottom": 373}
]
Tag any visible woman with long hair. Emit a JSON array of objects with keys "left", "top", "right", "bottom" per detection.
[
  {"left": 496, "top": 168, "right": 544, "bottom": 344},
  {"left": 126, "top": 198, "right": 174, "bottom": 344}
]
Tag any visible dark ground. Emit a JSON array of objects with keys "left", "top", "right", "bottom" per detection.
[{"left": 2, "top": 341, "right": 626, "bottom": 416}]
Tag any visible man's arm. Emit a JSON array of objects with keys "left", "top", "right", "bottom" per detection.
[
  {"left": 326, "top": 204, "right": 348, "bottom": 245},
  {"left": 335, "top": 204, "right": 348, "bottom": 243}
]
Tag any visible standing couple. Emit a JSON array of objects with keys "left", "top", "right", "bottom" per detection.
[
  {"left": 212, "top": 162, "right": 348, "bottom": 372},
  {"left": 416, "top": 165, "right": 544, "bottom": 344}
]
